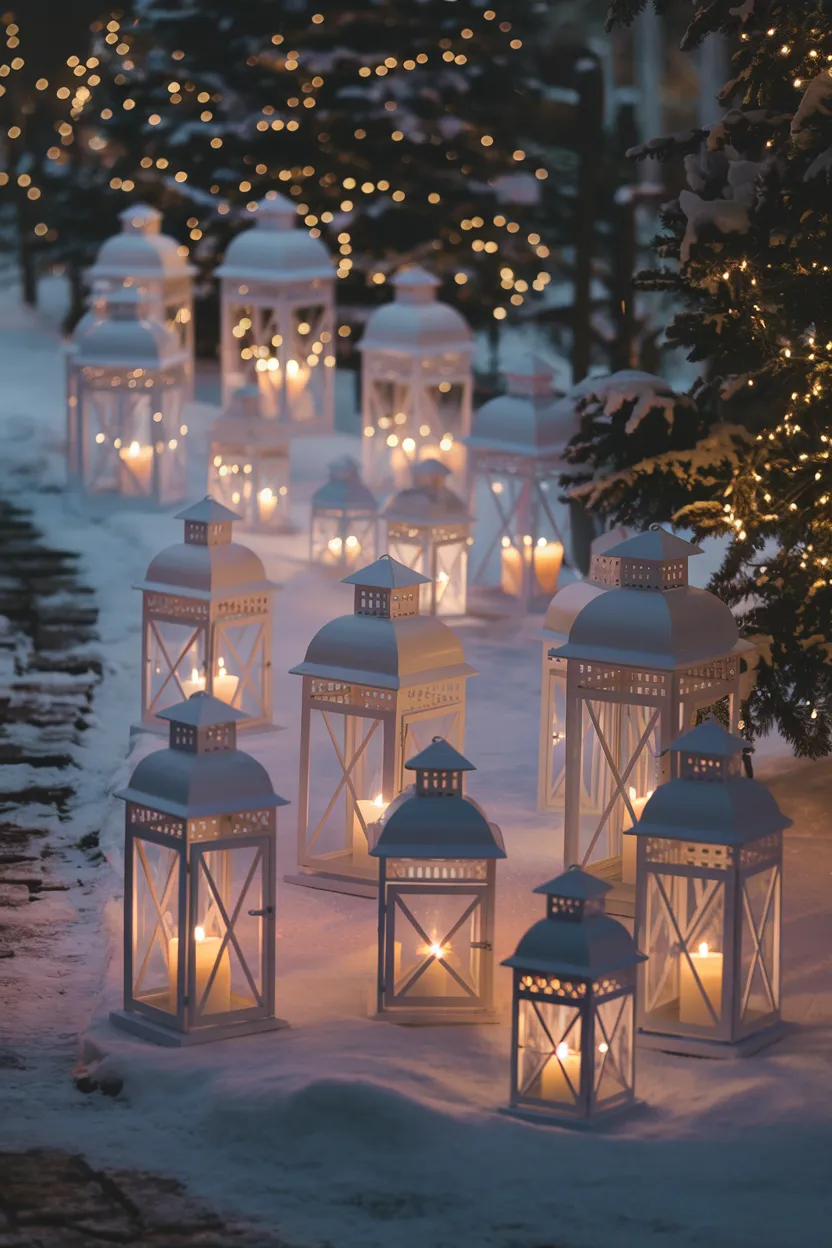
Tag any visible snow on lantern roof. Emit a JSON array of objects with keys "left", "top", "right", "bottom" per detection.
[
  {"left": 503, "top": 867, "right": 645, "bottom": 978},
  {"left": 382, "top": 459, "right": 473, "bottom": 527},
  {"left": 359, "top": 265, "right": 473, "bottom": 355},
  {"left": 311, "top": 457, "right": 377, "bottom": 514},
  {"left": 73, "top": 285, "right": 186, "bottom": 371},
  {"left": 405, "top": 737, "right": 476, "bottom": 773},
  {"left": 89, "top": 206, "right": 195, "bottom": 281},
  {"left": 217, "top": 194, "right": 334, "bottom": 283},
  {"left": 156, "top": 691, "right": 247, "bottom": 727},
  {"left": 341, "top": 552, "right": 432, "bottom": 590},
  {"left": 468, "top": 357, "right": 575, "bottom": 457}
]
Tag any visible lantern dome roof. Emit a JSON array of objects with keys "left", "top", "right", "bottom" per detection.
[
  {"left": 311, "top": 456, "right": 377, "bottom": 514},
  {"left": 667, "top": 719, "right": 749, "bottom": 759},
  {"left": 73, "top": 287, "right": 187, "bottom": 370},
  {"left": 89, "top": 205, "right": 195, "bottom": 281},
  {"left": 217, "top": 195, "right": 334, "bottom": 283},
  {"left": 137, "top": 505, "right": 276, "bottom": 600},
  {"left": 371, "top": 785, "right": 505, "bottom": 859},
  {"left": 290, "top": 613, "right": 474, "bottom": 690},
  {"left": 342, "top": 552, "right": 431, "bottom": 589},
  {"left": 382, "top": 460, "right": 473, "bottom": 526},
  {"left": 360, "top": 265, "right": 473, "bottom": 355},
  {"left": 116, "top": 740, "right": 287, "bottom": 819},
  {"left": 468, "top": 357, "right": 575, "bottom": 456}
]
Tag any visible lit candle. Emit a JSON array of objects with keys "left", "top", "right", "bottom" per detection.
[
  {"left": 167, "top": 926, "right": 231, "bottom": 1014},
  {"left": 540, "top": 1040, "right": 581, "bottom": 1103},
  {"left": 344, "top": 534, "right": 361, "bottom": 565},
  {"left": 257, "top": 487, "right": 277, "bottom": 524},
  {"left": 212, "top": 657, "right": 239, "bottom": 705},
  {"left": 500, "top": 538, "right": 524, "bottom": 597},
  {"left": 180, "top": 666, "right": 206, "bottom": 699},
  {"left": 325, "top": 535, "right": 344, "bottom": 564},
  {"left": 409, "top": 942, "right": 452, "bottom": 997},
  {"left": 532, "top": 538, "right": 564, "bottom": 597},
  {"left": 679, "top": 941, "right": 723, "bottom": 1027},
  {"left": 355, "top": 794, "right": 388, "bottom": 846},
  {"left": 621, "top": 786, "right": 653, "bottom": 883},
  {"left": 118, "top": 441, "right": 154, "bottom": 495},
  {"left": 501, "top": 537, "right": 563, "bottom": 599}
]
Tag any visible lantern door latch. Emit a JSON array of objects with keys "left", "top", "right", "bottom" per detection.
[
  {"left": 470, "top": 941, "right": 492, "bottom": 950},
  {"left": 248, "top": 905, "right": 275, "bottom": 918}
]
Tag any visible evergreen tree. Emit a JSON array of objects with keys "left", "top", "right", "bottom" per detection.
[
  {"left": 80, "top": 0, "right": 554, "bottom": 354},
  {"left": 570, "top": 0, "right": 832, "bottom": 756}
]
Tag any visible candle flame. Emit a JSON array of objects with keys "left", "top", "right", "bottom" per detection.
[
  {"left": 218, "top": 657, "right": 226, "bottom": 670},
  {"left": 190, "top": 667, "right": 199, "bottom": 682},
  {"left": 555, "top": 1041, "right": 570, "bottom": 1060},
  {"left": 345, "top": 535, "right": 359, "bottom": 549},
  {"left": 373, "top": 793, "right": 384, "bottom": 806},
  {"left": 698, "top": 941, "right": 709, "bottom": 958},
  {"left": 258, "top": 487, "right": 274, "bottom": 502},
  {"left": 628, "top": 785, "right": 637, "bottom": 801},
  {"left": 194, "top": 925, "right": 205, "bottom": 942},
  {"left": 428, "top": 942, "right": 445, "bottom": 959},
  {"left": 598, "top": 1042, "right": 609, "bottom": 1054},
  {"left": 287, "top": 358, "right": 299, "bottom": 377},
  {"left": 128, "top": 441, "right": 141, "bottom": 457}
]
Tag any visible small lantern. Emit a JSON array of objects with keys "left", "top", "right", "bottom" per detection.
[
  {"left": 382, "top": 459, "right": 474, "bottom": 617},
  {"left": 67, "top": 284, "right": 189, "bottom": 506},
  {"left": 466, "top": 358, "right": 571, "bottom": 615},
  {"left": 86, "top": 203, "right": 195, "bottom": 394},
  {"left": 111, "top": 692, "right": 289, "bottom": 1045},
  {"left": 310, "top": 456, "right": 378, "bottom": 571},
  {"left": 502, "top": 867, "right": 645, "bottom": 1126},
  {"left": 370, "top": 738, "right": 505, "bottom": 1023},
  {"left": 551, "top": 527, "right": 757, "bottom": 880},
  {"left": 537, "top": 527, "right": 630, "bottom": 813},
  {"left": 207, "top": 385, "right": 291, "bottom": 533},
  {"left": 217, "top": 194, "right": 335, "bottom": 429},
  {"left": 288, "top": 554, "right": 476, "bottom": 896},
  {"left": 359, "top": 266, "right": 474, "bottom": 496},
  {"left": 634, "top": 719, "right": 788, "bottom": 1058},
  {"left": 136, "top": 497, "right": 277, "bottom": 732}
]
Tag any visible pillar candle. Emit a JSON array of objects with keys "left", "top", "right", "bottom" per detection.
[
  {"left": 532, "top": 540, "right": 564, "bottom": 598},
  {"left": 211, "top": 660, "right": 239, "bottom": 706},
  {"left": 118, "top": 441, "right": 154, "bottom": 495},
  {"left": 679, "top": 942, "right": 723, "bottom": 1026},
  {"left": 540, "top": 1042, "right": 581, "bottom": 1103},
  {"left": 180, "top": 667, "right": 206, "bottom": 700},
  {"left": 257, "top": 488, "right": 278, "bottom": 524}
]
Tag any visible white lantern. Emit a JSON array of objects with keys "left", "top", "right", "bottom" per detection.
[
  {"left": 310, "top": 456, "right": 378, "bottom": 572},
  {"left": 503, "top": 867, "right": 645, "bottom": 1126},
  {"left": 111, "top": 692, "right": 289, "bottom": 1045},
  {"left": 359, "top": 266, "right": 473, "bottom": 496},
  {"left": 217, "top": 194, "right": 335, "bottom": 429},
  {"left": 207, "top": 386, "right": 291, "bottom": 533},
  {"left": 635, "top": 719, "right": 787, "bottom": 1057},
  {"left": 67, "top": 283, "right": 189, "bottom": 506},
  {"left": 136, "top": 497, "right": 277, "bottom": 732},
  {"left": 551, "top": 527, "right": 757, "bottom": 889},
  {"left": 370, "top": 737, "right": 505, "bottom": 1023},
  {"left": 86, "top": 203, "right": 195, "bottom": 394},
  {"left": 466, "top": 358, "right": 571, "bottom": 615},
  {"left": 382, "top": 459, "right": 474, "bottom": 617},
  {"left": 537, "top": 527, "right": 630, "bottom": 813},
  {"left": 288, "top": 554, "right": 476, "bottom": 896}
]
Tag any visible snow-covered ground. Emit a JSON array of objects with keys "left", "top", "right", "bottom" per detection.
[{"left": 1, "top": 280, "right": 830, "bottom": 1248}]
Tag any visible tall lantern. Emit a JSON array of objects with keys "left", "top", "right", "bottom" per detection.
[
  {"left": 370, "top": 738, "right": 505, "bottom": 1024},
  {"left": 466, "top": 359, "right": 571, "bottom": 615},
  {"left": 217, "top": 194, "right": 335, "bottom": 429},
  {"left": 634, "top": 720, "right": 788, "bottom": 1058},
  {"left": 502, "top": 867, "right": 645, "bottom": 1126},
  {"left": 310, "top": 456, "right": 378, "bottom": 572},
  {"left": 288, "top": 554, "right": 476, "bottom": 897},
  {"left": 111, "top": 692, "right": 289, "bottom": 1046},
  {"left": 359, "top": 266, "right": 473, "bottom": 496},
  {"left": 382, "top": 459, "right": 474, "bottom": 617},
  {"left": 68, "top": 283, "right": 189, "bottom": 506},
  {"left": 207, "top": 385, "right": 291, "bottom": 533},
  {"left": 551, "top": 527, "right": 756, "bottom": 885},
  {"left": 537, "top": 527, "right": 630, "bottom": 813},
  {"left": 136, "top": 497, "right": 277, "bottom": 733},
  {"left": 86, "top": 203, "right": 195, "bottom": 393}
]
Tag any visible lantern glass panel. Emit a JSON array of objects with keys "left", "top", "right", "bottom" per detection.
[
  {"left": 389, "top": 887, "right": 485, "bottom": 1002},
  {"left": 593, "top": 996, "right": 634, "bottom": 1106},
  {"left": 400, "top": 708, "right": 463, "bottom": 777},
  {"left": 311, "top": 514, "right": 375, "bottom": 569},
  {"left": 307, "top": 708, "right": 386, "bottom": 871},
  {"left": 435, "top": 541, "right": 468, "bottom": 616},
  {"left": 132, "top": 838, "right": 181, "bottom": 1015},
  {"left": 385, "top": 536, "right": 426, "bottom": 590},
  {"left": 146, "top": 620, "right": 206, "bottom": 715},
  {"left": 575, "top": 698, "right": 661, "bottom": 864},
  {"left": 212, "top": 620, "right": 268, "bottom": 718},
  {"left": 643, "top": 862, "right": 726, "bottom": 1030},
  {"left": 739, "top": 863, "right": 780, "bottom": 1024},
  {"left": 517, "top": 998, "right": 583, "bottom": 1107},
  {"left": 81, "top": 383, "right": 185, "bottom": 503},
  {"left": 190, "top": 843, "right": 267, "bottom": 1018},
  {"left": 209, "top": 448, "right": 290, "bottom": 532}
]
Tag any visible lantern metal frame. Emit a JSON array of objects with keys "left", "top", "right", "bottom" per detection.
[
  {"left": 634, "top": 720, "right": 788, "bottom": 1059},
  {"left": 68, "top": 285, "right": 189, "bottom": 507},
  {"left": 217, "top": 195, "right": 335, "bottom": 430},
  {"left": 111, "top": 693, "right": 289, "bottom": 1046},
  {"left": 370, "top": 738, "right": 505, "bottom": 1024},
  {"left": 551, "top": 528, "right": 757, "bottom": 886},
  {"left": 382, "top": 459, "right": 474, "bottom": 617},
  {"left": 87, "top": 203, "right": 196, "bottom": 394},
  {"left": 310, "top": 456, "right": 378, "bottom": 573},
  {"left": 207, "top": 386, "right": 292, "bottom": 533},
  {"left": 287, "top": 554, "right": 476, "bottom": 898},
  {"left": 502, "top": 868, "right": 645, "bottom": 1127},
  {"left": 360, "top": 266, "right": 474, "bottom": 497},
  {"left": 136, "top": 497, "right": 277, "bottom": 734}
]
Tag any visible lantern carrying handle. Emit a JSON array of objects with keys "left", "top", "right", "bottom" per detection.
[{"left": 247, "top": 906, "right": 275, "bottom": 918}]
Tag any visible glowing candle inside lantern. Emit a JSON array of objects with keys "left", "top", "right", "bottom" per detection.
[
  {"left": 257, "top": 487, "right": 277, "bottom": 524},
  {"left": 355, "top": 794, "right": 388, "bottom": 847},
  {"left": 540, "top": 1040, "right": 581, "bottom": 1102},
  {"left": 500, "top": 537, "right": 524, "bottom": 597},
  {"left": 679, "top": 941, "right": 723, "bottom": 1027},
  {"left": 118, "top": 440, "right": 153, "bottom": 495},
  {"left": 410, "top": 941, "right": 452, "bottom": 997},
  {"left": 180, "top": 666, "right": 206, "bottom": 699},
  {"left": 167, "top": 926, "right": 231, "bottom": 1014},
  {"left": 622, "top": 786, "right": 653, "bottom": 883},
  {"left": 501, "top": 537, "right": 563, "bottom": 599},
  {"left": 533, "top": 538, "right": 564, "bottom": 597},
  {"left": 212, "top": 656, "right": 239, "bottom": 705}
]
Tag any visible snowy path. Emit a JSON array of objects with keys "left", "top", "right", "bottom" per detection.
[{"left": 0, "top": 283, "right": 830, "bottom": 1248}]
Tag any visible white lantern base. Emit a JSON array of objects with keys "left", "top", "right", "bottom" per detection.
[
  {"left": 499, "top": 1097, "right": 641, "bottom": 1130},
  {"left": 636, "top": 1019, "right": 786, "bottom": 1060},
  {"left": 283, "top": 868, "right": 377, "bottom": 899},
  {"left": 370, "top": 1006, "right": 499, "bottom": 1026},
  {"left": 110, "top": 1009, "right": 289, "bottom": 1048}
]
